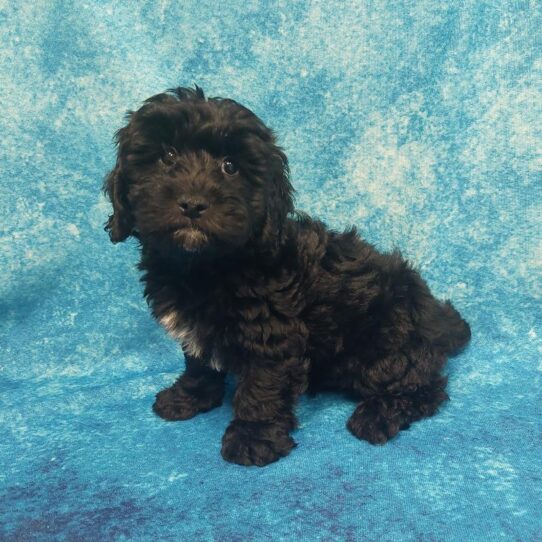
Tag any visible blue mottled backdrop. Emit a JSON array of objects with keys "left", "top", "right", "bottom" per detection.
[{"left": 1, "top": 1, "right": 541, "bottom": 540}]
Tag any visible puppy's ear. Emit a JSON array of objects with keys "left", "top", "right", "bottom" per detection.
[
  {"left": 103, "top": 127, "right": 134, "bottom": 243},
  {"left": 260, "top": 144, "right": 295, "bottom": 248}
]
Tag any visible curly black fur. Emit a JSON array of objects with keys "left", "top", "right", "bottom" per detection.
[{"left": 104, "top": 86, "right": 471, "bottom": 466}]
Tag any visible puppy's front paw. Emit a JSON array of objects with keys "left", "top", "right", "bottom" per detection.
[
  {"left": 221, "top": 419, "right": 296, "bottom": 467},
  {"left": 152, "top": 385, "right": 221, "bottom": 421}
]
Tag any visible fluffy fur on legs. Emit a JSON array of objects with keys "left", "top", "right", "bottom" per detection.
[
  {"left": 104, "top": 86, "right": 471, "bottom": 466},
  {"left": 152, "top": 355, "right": 226, "bottom": 421},
  {"left": 347, "top": 377, "right": 449, "bottom": 444}
]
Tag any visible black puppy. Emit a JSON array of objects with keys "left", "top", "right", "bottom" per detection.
[{"left": 104, "top": 86, "right": 470, "bottom": 467}]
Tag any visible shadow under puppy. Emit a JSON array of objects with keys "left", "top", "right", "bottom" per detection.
[{"left": 104, "top": 86, "right": 471, "bottom": 467}]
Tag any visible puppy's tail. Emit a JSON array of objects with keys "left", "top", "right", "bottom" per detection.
[
  {"left": 417, "top": 300, "right": 471, "bottom": 358},
  {"left": 410, "top": 282, "right": 471, "bottom": 356},
  {"left": 433, "top": 300, "right": 471, "bottom": 355}
]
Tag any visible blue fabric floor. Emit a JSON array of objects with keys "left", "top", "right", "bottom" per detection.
[{"left": 1, "top": 2, "right": 541, "bottom": 540}]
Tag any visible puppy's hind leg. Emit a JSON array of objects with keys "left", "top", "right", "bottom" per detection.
[
  {"left": 346, "top": 375, "right": 448, "bottom": 444},
  {"left": 346, "top": 347, "right": 449, "bottom": 444},
  {"left": 153, "top": 355, "right": 226, "bottom": 421}
]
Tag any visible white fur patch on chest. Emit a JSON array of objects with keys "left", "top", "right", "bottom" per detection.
[
  {"left": 208, "top": 349, "right": 223, "bottom": 371},
  {"left": 158, "top": 310, "right": 223, "bottom": 371},
  {"left": 159, "top": 310, "right": 204, "bottom": 359}
]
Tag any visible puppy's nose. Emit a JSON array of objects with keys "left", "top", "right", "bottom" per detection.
[{"left": 178, "top": 197, "right": 209, "bottom": 219}]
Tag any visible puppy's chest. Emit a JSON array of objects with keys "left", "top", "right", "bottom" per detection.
[
  {"left": 147, "top": 268, "right": 298, "bottom": 369},
  {"left": 157, "top": 306, "right": 225, "bottom": 371}
]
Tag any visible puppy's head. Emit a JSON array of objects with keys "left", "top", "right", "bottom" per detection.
[{"left": 104, "top": 86, "right": 293, "bottom": 255}]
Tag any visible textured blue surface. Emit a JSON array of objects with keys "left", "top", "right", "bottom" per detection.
[{"left": 1, "top": 1, "right": 541, "bottom": 540}]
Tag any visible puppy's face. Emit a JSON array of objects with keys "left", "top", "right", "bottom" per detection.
[{"left": 104, "top": 87, "right": 293, "bottom": 255}]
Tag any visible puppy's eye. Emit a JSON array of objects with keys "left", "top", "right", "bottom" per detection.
[
  {"left": 163, "top": 147, "right": 177, "bottom": 165},
  {"left": 221, "top": 157, "right": 238, "bottom": 176}
]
